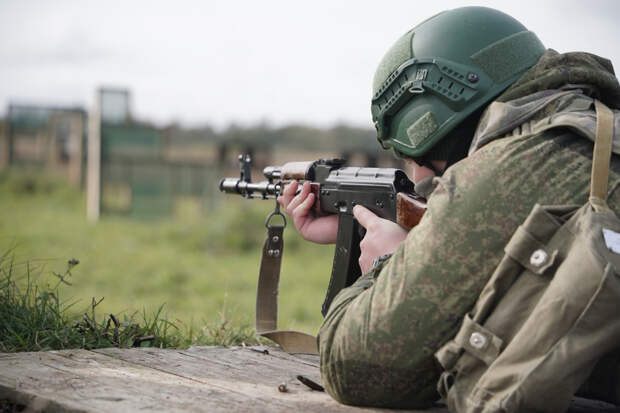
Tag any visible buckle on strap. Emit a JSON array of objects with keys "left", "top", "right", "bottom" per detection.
[{"left": 435, "top": 314, "right": 503, "bottom": 369}]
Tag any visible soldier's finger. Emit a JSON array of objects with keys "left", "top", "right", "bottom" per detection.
[
  {"left": 286, "top": 190, "right": 305, "bottom": 213},
  {"left": 280, "top": 181, "right": 298, "bottom": 207},
  {"left": 287, "top": 182, "right": 310, "bottom": 212},
  {"left": 353, "top": 205, "right": 378, "bottom": 230},
  {"left": 292, "top": 192, "right": 315, "bottom": 219},
  {"left": 284, "top": 180, "right": 298, "bottom": 197}
]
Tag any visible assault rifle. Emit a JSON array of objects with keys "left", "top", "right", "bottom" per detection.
[{"left": 220, "top": 154, "right": 427, "bottom": 317}]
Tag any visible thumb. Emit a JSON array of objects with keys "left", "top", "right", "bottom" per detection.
[{"left": 353, "top": 205, "right": 378, "bottom": 229}]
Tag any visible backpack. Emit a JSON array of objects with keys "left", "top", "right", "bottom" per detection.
[{"left": 435, "top": 100, "right": 620, "bottom": 412}]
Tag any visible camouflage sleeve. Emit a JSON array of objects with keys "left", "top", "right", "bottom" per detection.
[{"left": 317, "top": 130, "right": 603, "bottom": 408}]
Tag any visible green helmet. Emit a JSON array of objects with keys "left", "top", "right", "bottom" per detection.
[{"left": 371, "top": 7, "right": 546, "bottom": 159}]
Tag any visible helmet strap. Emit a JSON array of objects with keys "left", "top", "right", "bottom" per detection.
[
  {"left": 414, "top": 157, "right": 444, "bottom": 177},
  {"left": 412, "top": 106, "right": 484, "bottom": 176}
]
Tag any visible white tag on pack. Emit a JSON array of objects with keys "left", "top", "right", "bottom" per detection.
[{"left": 602, "top": 228, "right": 620, "bottom": 254}]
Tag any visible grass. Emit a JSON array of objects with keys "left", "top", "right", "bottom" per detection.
[
  {"left": 0, "top": 251, "right": 261, "bottom": 352},
  {"left": 0, "top": 169, "right": 333, "bottom": 351}
]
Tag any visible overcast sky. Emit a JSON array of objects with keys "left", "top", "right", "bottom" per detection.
[{"left": 1, "top": 0, "right": 619, "bottom": 129}]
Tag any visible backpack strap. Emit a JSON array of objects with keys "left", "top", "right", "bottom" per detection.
[
  {"left": 590, "top": 100, "right": 615, "bottom": 211},
  {"left": 255, "top": 209, "right": 318, "bottom": 355}
]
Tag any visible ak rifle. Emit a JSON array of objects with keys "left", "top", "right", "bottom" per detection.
[{"left": 220, "top": 154, "right": 427, "bottom": 316}]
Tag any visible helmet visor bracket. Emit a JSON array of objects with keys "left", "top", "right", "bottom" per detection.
[{"left": 372, "top": 57, "right": 487, "bottom": 149}]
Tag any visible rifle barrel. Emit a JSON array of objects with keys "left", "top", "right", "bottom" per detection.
[{"left": 219, "top": 178, "right": 280, "bottom": 199}]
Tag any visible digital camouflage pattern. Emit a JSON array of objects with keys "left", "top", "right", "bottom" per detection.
[{"left": 317, "top": 51, "right": 620, "bottom": 408}]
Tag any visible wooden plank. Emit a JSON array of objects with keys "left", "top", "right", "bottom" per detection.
[
  {"left": 94, "top": 346, "right": 447, "bottom": 412},
  {"left": 0, "top": 349, "right": 292, "bottom": 412},
  {"left": 1, "top": 346, "right": 619, "bottom": 412},
  {"left": 227, "top": 345, "right": 320, "bottom": 367}
]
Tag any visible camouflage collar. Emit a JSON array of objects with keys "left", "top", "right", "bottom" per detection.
[
  {"left": 470, "top": 51, "right": 620, "bottom": 155},
  {"left": 497, "top": 50, "right": 620, "bottom": 107},
  {"left": 470, "top": 89, "right": 620, "bottom": 155}
]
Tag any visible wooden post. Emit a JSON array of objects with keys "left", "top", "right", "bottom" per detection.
[{"left": 87, "top": 94, "right": 101, "bottom": 221}]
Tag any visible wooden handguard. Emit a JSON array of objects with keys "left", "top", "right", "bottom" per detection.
[
  {"left": 280, "top": 161, "right": 314, "bottom": 180},
  {"left": 396, "top": 192, "right": 427, "bottom": 229}
]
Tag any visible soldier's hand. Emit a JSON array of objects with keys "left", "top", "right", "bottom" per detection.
[
  {"left": 353, "top": 205, "right": 408, "bottom": 273},
  {"left": 277, "top": 181, "right": 338, "bottom": 244}
]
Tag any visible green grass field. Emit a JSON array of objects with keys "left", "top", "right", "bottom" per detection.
[{"left": 0, "top": 169, "right": 334, "bottom": 346}]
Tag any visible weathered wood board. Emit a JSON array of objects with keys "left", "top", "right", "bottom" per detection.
[{"left": 0, "top": 346, "right": 618, "bottom": 412}]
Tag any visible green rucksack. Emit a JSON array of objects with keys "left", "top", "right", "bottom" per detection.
[{"left": 435, "top": 100, "right": 620, "bottom": 412}]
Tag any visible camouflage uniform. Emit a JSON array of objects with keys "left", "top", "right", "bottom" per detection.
[{"left": 318, "top": 50, "right": 620, "bottom": 408}]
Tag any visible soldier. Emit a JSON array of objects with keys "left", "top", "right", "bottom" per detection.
[{"left": 278, "top": 6, "right": 620, "bottom": 408}]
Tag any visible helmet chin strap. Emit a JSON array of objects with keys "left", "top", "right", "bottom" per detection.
[
  {"left": 411, "top": 106, "right": 484, "bottom": 177},
  {"left": 414, "top": 157, "right": 444, "bottom": 177}
]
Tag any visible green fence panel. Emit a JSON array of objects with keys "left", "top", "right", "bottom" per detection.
[
  {"left": 101, "top": 125, "right": 161, "bottom": 161},
  {"left": 129, "top": 163, "right": 172, "bottom": 218}
]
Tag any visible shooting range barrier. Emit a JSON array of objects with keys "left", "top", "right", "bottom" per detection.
[
  {"left": 4, "top": 104, "right": 86, "bottom": 187},
  {"left": 87, "top": 88, "right": 218, "bottom": 220}
]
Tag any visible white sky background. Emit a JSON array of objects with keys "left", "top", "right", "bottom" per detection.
[{"left": 1, "top": 0, "right": 619, "bottom": 129}]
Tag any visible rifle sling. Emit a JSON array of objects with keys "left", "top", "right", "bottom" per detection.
[{"left": 256, "top": 225, "right": 318, "bottom": 354}]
